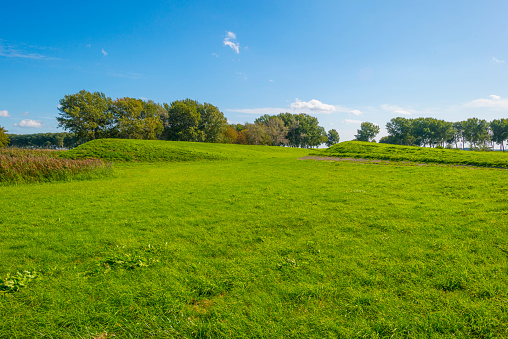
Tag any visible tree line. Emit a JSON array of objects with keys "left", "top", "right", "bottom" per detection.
[
  {"left": 380, "top": 117, "right": 508, "bottom": 150},
  {"left": 6, "top": 132, "right": 77, "bottom": 148},
  {"left": 54, "top": 90, "right": 332, "bottom": 148}
]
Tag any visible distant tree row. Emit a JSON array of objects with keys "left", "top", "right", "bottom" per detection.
[
  {"left": 57, "top": 90, "right": 228, "bottom": 144},
  {"left": 380, "top": 117, "right": 508, "bottom": 151},
  {"left": 222, "top": 113, "right": 328, "bottom": 148},
  {"left": 6, "top": 132, "right": 77, "bottom": 148}
]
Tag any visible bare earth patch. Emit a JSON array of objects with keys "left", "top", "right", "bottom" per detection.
[{"left": 299, "top": 156, "right": 384, "bottom": 163}]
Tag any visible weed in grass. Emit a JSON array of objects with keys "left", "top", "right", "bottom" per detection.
[{"left": 0, "top": 270, "right": 40, "bottom": 294}]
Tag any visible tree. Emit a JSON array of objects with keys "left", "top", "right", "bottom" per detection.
[
  {"left": 238, "top": 123, "right": 271, "bottom": 145},
  {"left": 0, "top": 126, "right": 9, "bottom": 147},
  {"left": 490, "top": 118, "right": 508, "bottom": 151},
  {"left": 162, "top": 100, "right": 201, "bottom": 141},
  {"left": 197, "top": 102, "right": 228, "bottom": 143},
  {"left": 57, "top": 90, "right": 114, "bottom": 142},
  {"left": 354, "top": 122, "right": 380, "bottom": 142},
  {"left": 161, "top": 99, "right": 227, "bottom": 143},
  {"left": 112, "top": 98, "right": 163, "bottom": 139},
  {"left": 386, "top": 117, "right": 414, "bottom": 145},
  {"left": 462, "top": 118, "right": 490, "bottom": 149},
  {"left": 326, "top": 129, "right": 340, "bottom": 147}
]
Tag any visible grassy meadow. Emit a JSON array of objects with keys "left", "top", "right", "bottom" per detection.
[{"left": 1, "top": 140, "right": 508, "bottom": 338}]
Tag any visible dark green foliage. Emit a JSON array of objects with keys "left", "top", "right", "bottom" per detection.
[
  {"left": 317, "top": 141, "right": 508, "bottom": 167},
  {"left": 326, "top": 129, "right": 340, "bottom": 146},
  {"left": 161, "top": 99, "right": 227, "bottom": 143},
  {"left": 0, "top": 126, "right": 9, "bottom": 147},
  {"left": 354, "top": 122, "right": 379, "bottom": 142},
  {"left": 7, "top": 132, "right": 77, "bottom": 148},
  {"left": 490, "top": 118, "right": 508, "bottom": 151}
]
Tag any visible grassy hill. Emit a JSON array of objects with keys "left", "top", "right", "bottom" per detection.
[
  {"left": 313, "top": 141, "right": 508, "bottom": 168},
  {"left": 1, "top": 140, "right": 508, "bottom": 337},
  {"left": 61, "top": 138, "right": 311, "bottom": 162}
]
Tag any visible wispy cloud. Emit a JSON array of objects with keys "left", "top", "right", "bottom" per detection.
[
  {"left": 0, "top": 40, "right": 59, "bottom": 60},
  {"left": 106, "top": 71, "right": 141, "bottom": 79},
  {"left": 380, "top": 104, "right": 414, "bottom": 115},
  {"left": 0, "top": 110, "right": 10, "bottom": 117},
  {"left": 467, "top": 95, "right": 508, "bottom": 109},
  {"left": 493, "top": 57, "right": 505, "bottom": 63},
  {"left": 102, "top": 48, "right": 108, "bottom": 56},
  {"left": 212, "top": 52, "right": 219, "bottom": 57},
  {"left": 290, "top": 99, "right": 335, "bottom": 112},
  {"left": 350, "top": 109, "right": 362, "bottom": 116},
  {"left": 235, "top": 71, "right": 247, "bottom": 80},
  {"left": 223, "top": 31, "right": 240, "bottom": 54},
  {"left": 14, "top": 119, "right": 43, "bottom": 128},
  {"left": 344, "top": 119, "right": 362, "bottom": 124}
]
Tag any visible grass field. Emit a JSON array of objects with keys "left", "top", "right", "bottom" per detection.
[{"left": 1, "top": 140, "right": 508, "bottom": 338}]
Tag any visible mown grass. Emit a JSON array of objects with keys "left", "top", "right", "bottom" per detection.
[
  {"left": 0, "top": 148, "right": 112, "bottom": 185},
  {"left": 314, "top": 141, "right": 508, "bottom": 168},
  {"left": 1, "top": 140, "right": 507, "bottom": 337}
]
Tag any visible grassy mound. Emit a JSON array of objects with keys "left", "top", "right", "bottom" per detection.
[
  {"left": 60, "top": 139, "right": 228, "bottom": 162},
  {"left": 60, "top": 138, "right": 311, "bottom": 162},
  {"left": 315, "top": 141, "right": 508, "bottom": 168}
]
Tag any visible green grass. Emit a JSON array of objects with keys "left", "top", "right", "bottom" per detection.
[
  {"left": 313, "top": 141, "right": 508, "bottom": 168},
  {"left": 1, "top": 140, "right": 508, "bottom": 338},
  {"left": 60, "top": 138, "right": 309, "bottom": 162}
]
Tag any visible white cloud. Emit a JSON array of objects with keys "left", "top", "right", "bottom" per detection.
[
  {"left": 223, "top": 31, "right": 240, "bottom": 54},
  {"left": 0, "top": 110, "right": 10, "bottom": 117},
  {"left": 493, "top": 57, "right": 505, "bottom": 63},
  {"left": 14, "top": 119, "right": 43, "bottom": 128},
  {"left": 350, "top": 109, "right": 362, "bottom": 116},
  {"left": 101, "top": 48, "right": 108, "bottom": 56},
  {"left": 212, "top": 53, "right": 219, "bottom": 57},
  {"left": 468, "top": 95, "right": 508, "bottom": 109},
  {"left": 345, "top": 119, "right": 362, "bottom": 124},
  {"left": 290, "top": 99, "right": 335, "bottom": 112},
  {"left": 381, "top": 104, "right": 414, "bottom": 115}
]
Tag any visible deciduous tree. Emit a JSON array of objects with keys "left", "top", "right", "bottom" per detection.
[
  {"left": 326, "top": 129, "right": 340, "bottom": 147},
  {"left": 57, "top": 90, "right": 114, "bottom": 142},
  {"left": 354, "top": 122, "right": 379, "bottom": 142}
]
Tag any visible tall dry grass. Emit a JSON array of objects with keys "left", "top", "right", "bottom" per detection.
[{"left": 0, "top": 148, "right": 112, "bottom": 184}]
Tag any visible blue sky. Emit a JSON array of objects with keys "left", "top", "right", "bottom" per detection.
[{"left": 1, "top": 0, "right": 507, "bottom": 141}]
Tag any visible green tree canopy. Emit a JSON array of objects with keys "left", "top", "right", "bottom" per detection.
[
  {"left": 326, "top": 129, "right": 340, "bottom": 147},
  {"left": 57, "top": 90, "right": 114, "bottom": 142},
  {"left": 354, "top": 122, "right": 380, "bottom": 142},
  {"left": 490, "top": 118, "right": 508, "bottom": 151},
  {"left": 162, "top": 100, "right": 201, "bottom": 141},
  {"left": 0, "top": 126, "right": 9, "bottom": 147},
  {"left": 112, "top": 98, "right": 164, "bottom": 140}
]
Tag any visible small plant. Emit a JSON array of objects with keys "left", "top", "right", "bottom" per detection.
[{"left": 0, "top": 270, "right": 41, "bottom": 293}]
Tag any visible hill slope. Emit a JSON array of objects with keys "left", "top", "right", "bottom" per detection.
[
  {"left": 314, "top": 141, "right": 508, "bottom": 168},
  {"left": 61, "top": 139, "right": 311, "bottom": 162}
]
